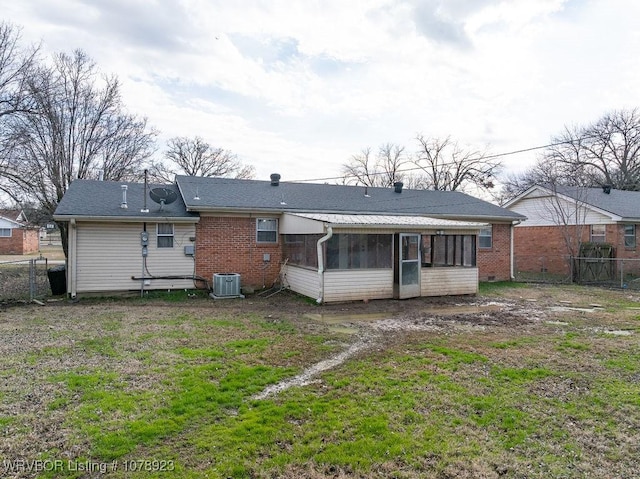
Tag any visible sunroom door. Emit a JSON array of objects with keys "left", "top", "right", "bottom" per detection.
[{"left": 399, "top": 233, "right": 421, "bottom": 299}]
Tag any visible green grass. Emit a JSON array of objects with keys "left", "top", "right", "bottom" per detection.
[{"left": 1, "top": 283, "right": 639, "bottom": 478}]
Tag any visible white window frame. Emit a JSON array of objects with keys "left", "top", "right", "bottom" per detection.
[
  {"left": 590, "top": 224, "right": 606, "bottom": 243},
  {"left": 0, "top": 228, "right": 11, "bottom": 237},
  {"left": 157, "top": 223, "right": 174, "bottom": 248},
  {"left": 478, "top": 226, "right": 492, "bottom": 249},
  {"left": 256, "top": 218, "right": 278, "bottom": 243},
  {"left": 624, "top": 224, "right": 636, "bottom": 248}
]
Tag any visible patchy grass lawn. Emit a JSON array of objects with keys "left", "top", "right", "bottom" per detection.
[{"left": 0, "top": 284, "right": 639, "bottom": 478}]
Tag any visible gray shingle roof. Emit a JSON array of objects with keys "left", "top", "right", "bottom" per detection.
[
  {"left": 53, "top": 180, "right": 198, "bottom": 221},
  {"left": 552, "top": 185, "right": 640, "bottom": 220},
  {"left": 175, "top": 176, "right": 524, "bottom": 221}
]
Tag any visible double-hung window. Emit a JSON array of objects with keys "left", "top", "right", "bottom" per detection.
[
  {"left": 256, "top": 218, "right": 278, "bottom": 243},
  {"left": 624, "top": 224, "right": 636, "bottom": 248},
  {"left": 0, "top": 228, "right": 11, "bottom": 237},
  {"left": 590, "top": 224, "right": 606, "bottom": 243},
  {"left": 478, "top": 226, "right": 492, "bottom": 249},
  {"left": 157, "top": 223, "right": 174, "bottom": 248}
]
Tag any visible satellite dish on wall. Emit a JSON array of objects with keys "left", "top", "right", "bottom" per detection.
[{"left": 149, "top": 187, "right": 178, "bottom": 210}]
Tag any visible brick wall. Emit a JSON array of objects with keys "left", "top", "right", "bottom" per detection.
[
  {"left": 0, "top": 227, "right": 39, "bottom": 254},
  {"left": 477, "top": 223, "right": 512, "bottom": 281},
  {"left": 514, "top": 223, "right": 640, "bottom": 276},
  {"left": 612, "top": 223, "right": 639, "bottom": 260},
  {"left": 513, "top": 225, "right": 575, "bottom": 275},
  {"left": 23, "top": 228, "right": 39, "bottom": 254},
  {"left": 195, "top": 216, "right": 283, "bottom": 289},
  {"left": 195, "top": 216, "right": 517, "bottom": 287}
]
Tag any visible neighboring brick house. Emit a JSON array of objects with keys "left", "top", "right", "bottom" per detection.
[
  {"left": 54, "top": 176, "right": 524, "bottom": 301},
  {"left": 0, "top": 209, "right": 39, "bottom": 255},
  {"left": 505, "top": 185, "right": 640, "bottom": 277}
]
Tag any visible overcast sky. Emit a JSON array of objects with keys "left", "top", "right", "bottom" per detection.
[{"left": 4, "top": 0, "right": 640, "bottom": 186}]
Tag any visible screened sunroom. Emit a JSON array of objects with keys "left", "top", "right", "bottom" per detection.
[{"left": 279, "top": 213, "right": 486, "bottom": 303}]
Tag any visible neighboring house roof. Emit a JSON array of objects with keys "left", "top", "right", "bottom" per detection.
[
  {"left": 175, "top": 176, "right": 524, "bottom": 222},
  {"left": 506, "top": 184, "right": 640, "bottom": 222},
  {"left": 53, "top": 180, "right": 199, "bottom": 222},
  {"left": 0, "top": 209, "right": 27, "bottom": 226}
]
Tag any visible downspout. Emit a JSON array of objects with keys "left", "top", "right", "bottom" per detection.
[
  {"left": 510, "top": 220, "right": 522, "bottom": 280},
  {"left": 69, "top": 219, "right": 77, "bottom": 298},
  {"left": 316, "top": 226, "right": 333, "bottom": 304}
]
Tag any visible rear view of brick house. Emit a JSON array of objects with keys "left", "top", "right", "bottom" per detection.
[{"left": 506, "top": 185, "right": 640, "bottom": 280}]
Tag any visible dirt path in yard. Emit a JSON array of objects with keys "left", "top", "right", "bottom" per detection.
[{"left": 253, "top": 298, "right": 548, "bottom": 399}]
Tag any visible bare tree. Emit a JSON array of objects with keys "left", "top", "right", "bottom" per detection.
[
  {"left": 414, "top": 135, "right": 500, "bottom": 192},
  {"left": 150, "top": 136, "right": 254, "bottom": 183},
  {"left": 541, "top": 183, "right": 590, "bottom": 259},
  {"left": 494, "top": 146, "right": 587, "bottom": 206},
  {"left": 0, "top": 22, "right": 39, "bottom": 204},
  {"left": 1, "top": 49, "right": 157, "bottom": 256},
  {"left": 499, "top": 109, "right": 640, "bottom": 204},
  {"left": 578, "top": 109, "right": 640, "bottom": 190},
  {"left": 0, "top": 22, "right": 38, "bottom": 119},
  {"left": 341, "top": 143, "right": 413, "bottom": 187}
]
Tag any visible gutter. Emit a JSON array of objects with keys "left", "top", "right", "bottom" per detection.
[
  {"left": 53, "top": 215, "right": 199, "bottom": 223},
  {"left": 510, "top": 219, "right": 522, "bottom": 280},
  {"left": 316, "top": 226, "right": 333, "bottom": 304}
]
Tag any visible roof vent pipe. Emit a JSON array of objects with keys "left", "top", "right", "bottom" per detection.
[
  {"left": 120, "top": 185, "right": 128, "bottom": 209},
  {"left": 270, "top": 173, "right": 281, "bottom": 186},
  {"left": 141, "top": 170, "right": 149, "bottom": 213},
  {"left": 394, "top": 181, "right": 404, "bottom": 193},
  {"left": 602, "top": 184, "right": 612, "bottom": 194},
  {"left": 98, "top": 170, "right": 104, "bottom": 181}
]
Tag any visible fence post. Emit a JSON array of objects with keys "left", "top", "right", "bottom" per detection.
[
  {"left": 620, "top": 259, "right": 624, "bottom": 289},
  {"left": 29, "top": 259, "right": 36, "bottom": 302}
]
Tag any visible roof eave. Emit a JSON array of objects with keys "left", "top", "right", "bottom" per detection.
[
  {"left": 53, "top": 214, "right": 199, "bottom": 223},
  {"left": 326, "top": 223, "right": 487, "bottom": 230},
  {"left": 187, "top": 205, "right": 525, "bottom": 222}
]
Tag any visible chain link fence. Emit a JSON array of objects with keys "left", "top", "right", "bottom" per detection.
[
  {"left": 514, "top": 254, "right": 640, "bottom": 290},
  {"left": 0, "top": 257, "right": 52, "bottom": 303}
]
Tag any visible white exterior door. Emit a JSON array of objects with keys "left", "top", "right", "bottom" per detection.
[{"left": 399, "top": 233, "right": 421, "bottom": 299}]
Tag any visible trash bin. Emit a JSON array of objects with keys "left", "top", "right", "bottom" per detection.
[{"left": 47, "top": 265, "right": 67, "bottom": 295}]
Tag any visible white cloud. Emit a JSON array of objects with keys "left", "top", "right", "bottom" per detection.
[{"left": 4, "top": 0, "right": 640, "bottom": 187}]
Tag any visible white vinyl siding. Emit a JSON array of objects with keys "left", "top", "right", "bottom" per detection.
[
  {"left": 284, "top": 264, "right": 320, "bottom": 299},
  {"left": 323, "top": 269, "right": 394, "bottom": 302},
  {"left": 74, "top": 222, "right": 196, "bottom": 292},
  {"left": 421, "top": 268, "right": 478, "bottom": 297},
  {"left": 509, "top": 193, "right": 612, "bottom": 227}
]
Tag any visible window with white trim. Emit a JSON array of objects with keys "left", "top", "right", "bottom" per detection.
[
  {"left": 0, "top": 228, "right": 11, "bottom": 237},
  {"left": 478, "top": 226, "right": 492, "bottom": 248},
  {"left": 157, "top": 223, "right": 174, "bottom": 248},
  {"left": 624, "top": 224, "right": 636, "bottom": 248},
  {"left": 256, "top": 218, "right": 278, "bottom": 243},
  {"left": 590, "top": 224, "right": 606, "bottom": 243}
]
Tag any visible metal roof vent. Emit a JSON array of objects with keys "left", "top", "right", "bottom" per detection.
[
  {"left": 120, "top": 185, "right": 128, "bottom": 209},
  {"left": 394, "top": 181, "right": 404, "bottom": 193},
  {"left": 270, "top": 173, "right": 281, "bottom": 186}
]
